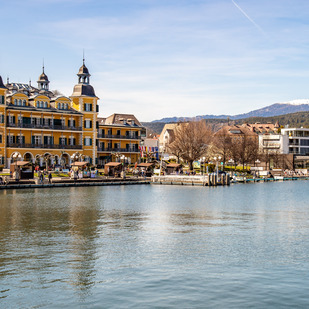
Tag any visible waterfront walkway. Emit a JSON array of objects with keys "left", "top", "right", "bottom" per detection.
[{"left": 0, "top": 177, "right": 150, "bottom": 190}]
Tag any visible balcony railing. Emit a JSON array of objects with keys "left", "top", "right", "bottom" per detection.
[
  {"left": 97, "top": 134, "right": 141, "bottom": 140},
  {"left": 97, "top": 147, "right": 139, "bottom": 153},
  {"left": 7, "top": 143, "right": 82, "bottom": 150},
  {"left": 7, "top": 122, "right": 82, "bottom": 131}
]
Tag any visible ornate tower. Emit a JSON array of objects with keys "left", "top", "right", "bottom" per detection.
[
  {"left": 37, "top": 65, "right": 50, "bottom": 91},
  {"left": 70, "top": 59, "right": 98, "bottom": 165}
]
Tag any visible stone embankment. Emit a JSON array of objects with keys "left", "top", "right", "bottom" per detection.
[{"left": 0, "top": 177, "right": 150, "bottom": 190}]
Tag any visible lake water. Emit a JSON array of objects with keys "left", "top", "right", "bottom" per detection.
[{"left": 1, "top": 181, "right": 309, "bottom": 308}]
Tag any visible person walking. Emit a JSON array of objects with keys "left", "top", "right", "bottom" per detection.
[
  {"left": 48, "top": 172, "right": 52, "bottom": 184},
  {"left": 39, "top": 171, "right": 44, "bottom": 184}
]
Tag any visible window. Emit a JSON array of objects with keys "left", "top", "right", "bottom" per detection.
[
  {"left": 84, "top": 103, "right": 92, "bottom": 111},
  {"left": 116, "top": 130, "right": 121, "bottom": 136},
  {"left": 68, "top": 137, "right": 76, "bottom": 145},
  {"left": 44, "top": 102, "right": 48, "bottom": 108},
  {"left": 84, "top": 119, "right": 92, "bottom": 128},
  {"left": 0, "top": 95, "right": 4, "bottom": 104},
  {"left": 68, "top": 119, "right": 76, "bottom": 127},
  {"left": 0, "top": 135, "right": 2, "bottom": 143},
  {"left": 14, "top": 99, "right": 17, "bottom": 105},
  {"left": 23, "top": 100, "right": 26, "bottom": 106},
  {"left": 84, "top": 138, "right": 92, "bottom": 146},
  {"left": 59, "top": 137, "right": 67, "bottom": 145},
  {"left": 0, "top": 114, "right": 4, "bottom": 123},
  {"left": 32, "top": 136, "right": 42, "bottom": 145}
]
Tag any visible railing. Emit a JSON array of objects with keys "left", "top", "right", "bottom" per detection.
[
  {"left": 7, "top": 143, "right": 82, "bottom": 149},
  {"left": 97, "top": 134, "right": 141, "bottom": 140},
  {"left": 97, "top": 147, "right": 139, "bottom": 153},
  {"left": 7, "top": 123, "right": 82, "bottom": 131}
]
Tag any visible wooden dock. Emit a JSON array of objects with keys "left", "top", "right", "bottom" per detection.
[{"left": 152, "top": 174, "right": 230, "bottom": 186}]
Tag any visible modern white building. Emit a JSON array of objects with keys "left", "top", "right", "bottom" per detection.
[
  {"left": 258, "top": 134, "right": 289, "bottom": 154},
  {"left": 281, "top": 128, "right": 309, "bottom": 155}
]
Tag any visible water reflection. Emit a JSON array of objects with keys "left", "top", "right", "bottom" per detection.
[{"left": 1, "top": 182, "right": 309, "bottom": 308}]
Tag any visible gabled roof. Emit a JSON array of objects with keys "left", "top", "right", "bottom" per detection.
[{"left": 104, "top": 113, "right": 142, "bottom": 127}]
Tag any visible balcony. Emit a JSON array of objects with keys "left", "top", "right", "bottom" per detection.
[
  {"left": 97, "top": 147, "right": 139, "bottom": 153},
  {"left": 7, "top": 143, "right": 83, "bottom": 150},
  {"left": 97, "top": 134, "right": 141, "bottom": 140},
  {"left": 7, "top": 122, "right": 82, "bottom": 131}
]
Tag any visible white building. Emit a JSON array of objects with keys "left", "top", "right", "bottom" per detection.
[
  {"left": 281, "top": 128, "right": 309, "bottom": 155},
  {"left": 258, "top": 134, "right": 289, "bottom": 154}
]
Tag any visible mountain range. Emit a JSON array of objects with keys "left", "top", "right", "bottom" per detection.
[{"left": 152, "top": 100, "right": 309, "bottom": 123}]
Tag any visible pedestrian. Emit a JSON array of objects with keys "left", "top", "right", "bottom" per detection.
[
  {"left": 40, "top": 171, "right": 44, "bottom": 184},
  {"left": 48, "top": 172, "right": 52, "bottom": 184}
]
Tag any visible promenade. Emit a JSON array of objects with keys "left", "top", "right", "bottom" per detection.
[{"left": 0, "top": 176, "right": 150, "bottom": 190}]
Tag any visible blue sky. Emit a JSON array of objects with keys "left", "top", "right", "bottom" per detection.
[{"left": 1, "top": 0, "right": 309, "bottom": 121}]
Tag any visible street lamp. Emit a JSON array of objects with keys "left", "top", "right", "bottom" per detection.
[{"left": 213, "top": 156, "right": 221, "bottom": 175}]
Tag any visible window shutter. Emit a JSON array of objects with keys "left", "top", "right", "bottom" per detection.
[
  {"left": 90, "top": 138, "right": 92, "bottom": 146},
  {"left": 59, "top": 137, "right": 62, "bottom": 145},
  {"left": 73, "top": 120, "right": 76, "bottom": 127},
  {"left": 44, "top": 136, "right": 48, "bottom": 144},
  {"left": 84, "top": 103, "right": 86, "bottom": 111},
  {"left": 90, "top": 121, "right": 92, "bottom": 128},
  {"left": 90, "top": 104, "right": 93, "bottom": 111},
  {"left": 32, "top": 136, "right": 35, "bottom": 144},
  {"left": 96, "top": 105, "right": 99, "bottom": 112},
  {"left": 13, "top": 116, "right": 16, "bottom": 124},
  {"left": 12, "top": 136, "right": 15, "bottom": 143},
  {"left": 73, "top": 138, "right": 76, "bottom": 145},
  {"left": 84, "top": 138, "right": 86, "bottom": 145},
  {"left": 84, "top": 120, "right": 86, "bottom": 128},
  {"left": 65, "top": 138, "right": 67, "bottom": 145},
  {"left": 22, "top": 136, "right": 25, "bottom": 144}
]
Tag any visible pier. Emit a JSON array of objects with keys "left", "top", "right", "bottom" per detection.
[{"left": 152, "top": 174, "right": 231, "bottom": 186}]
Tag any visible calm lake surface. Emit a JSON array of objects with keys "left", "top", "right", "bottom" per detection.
[{"left": 1, "top": 181, "right": 309, "bottom": 308}]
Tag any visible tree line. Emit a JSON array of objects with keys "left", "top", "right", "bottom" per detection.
[{"left": 166, "top": 120, "right": 293, "bottom": 171}]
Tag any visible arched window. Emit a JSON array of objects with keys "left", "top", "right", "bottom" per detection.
[
  {"left": 14, "top": 99, "right": 17, "bottom": 105},
  {"left": 23, "top": 100, "right": 26, "bottom": 106},
  {"left": 44, "top": 101, "right": 48, "bottom": 108}
]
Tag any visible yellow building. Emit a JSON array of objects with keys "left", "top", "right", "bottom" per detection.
[
  {"left": 97, "top": 114, "right": 145, "bottom": 166},
  {"left": 0, "top": 61, "right": 144, "bottom": 169}
]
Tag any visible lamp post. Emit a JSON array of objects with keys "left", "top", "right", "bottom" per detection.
[{"left": 214, "top": 156, "right": 222, "bottom": 175}]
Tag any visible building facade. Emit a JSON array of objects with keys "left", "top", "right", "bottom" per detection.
[
  {"left": 97, "top": 114, "right": 145, "bottom": 166},
  {"left": 0, "top": 62, "right": 143, "bottom": 168}
]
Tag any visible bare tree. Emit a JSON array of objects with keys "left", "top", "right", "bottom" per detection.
[
  {"left": 167, "top": 120, "right": 213, "bottom": 170},
  {"left": 213, "top": 126, "right": 232, "bottom": 167}
]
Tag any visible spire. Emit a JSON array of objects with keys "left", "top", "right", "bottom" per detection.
[
  {"left": 72, "top": 58, "right": 96, "bottom": 97},
  {"left": 37, "top": 63, "right": 50, "bottom": 91}
]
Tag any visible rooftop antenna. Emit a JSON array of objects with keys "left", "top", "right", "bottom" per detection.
[
  {"left": 29, "top": 78, "right": 31, "bottom": 86},
  {"left": 42, "top": 58, "right": 45, "bottom": 73},
  {"left": 83, "top": 49, "right": 85, "bottom": 65},
  {"left": 7, "top": 76, "right": 9, "bottom": 84}
]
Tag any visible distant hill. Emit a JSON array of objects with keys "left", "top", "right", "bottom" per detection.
[
  {"left": 142, "top": 110, "right": 309, "bottom": 135},
  {"left": 152, "top": 101, "right": 309, "bottom": 123}
]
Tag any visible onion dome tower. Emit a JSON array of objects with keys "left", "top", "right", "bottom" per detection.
[
  {"left": 71, "top": 58, "right": 96, "bottom": 97},
  {"left": 37, "top": 65, "right": 50, "bottom": 91}
]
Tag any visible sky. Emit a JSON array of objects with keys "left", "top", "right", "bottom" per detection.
[{"left": 2, "top": 0, "right": 309, "bottom": 121}]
